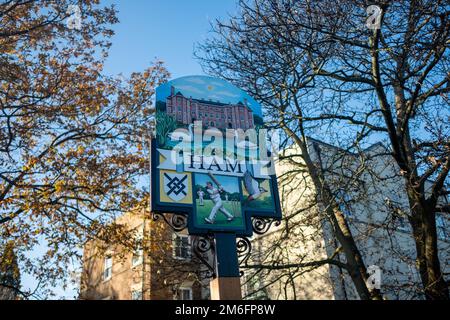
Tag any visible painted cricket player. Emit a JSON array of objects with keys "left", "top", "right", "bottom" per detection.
[
  {"left": 204, "top": 173, "right": 234, "bottom": 224},
  {"left": 197, "top": 188, "right": 205, "bottom": 206}
]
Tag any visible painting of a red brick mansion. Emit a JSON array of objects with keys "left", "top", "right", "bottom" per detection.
[{"left": 166, "top": 86, "right": 255, "bottom": 130}]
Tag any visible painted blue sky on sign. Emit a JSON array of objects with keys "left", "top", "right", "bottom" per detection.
[
  {"left": 156, "top": 75, "right": 263, "bottom": 117},
  {"left": 194, "top": 173, "right": 240, "bottom": 194}
]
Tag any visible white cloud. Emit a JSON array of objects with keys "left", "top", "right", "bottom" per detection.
[
  {"left": 186, "top": 77, "right": 207, "bottom": 85},
  {"left": 210, "top": 80, "right": 225, "bottom": 88},
  {"left": 214, "top": 90, "right": 240, "bottom": 98},
  {"left": 177, "top": 85, "right": 204, "bottom": 95}
]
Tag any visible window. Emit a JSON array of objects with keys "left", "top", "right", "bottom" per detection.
[
  {"left": 436, "top": 215, "right": 448, "bottom": 240},
  {"left": 242, "top": 272, "right": 269, "bottom": 300},
  {"left": 132, "top": 226, "right": 144, "bottom": 267},
  {"left": 396, "top": 215, "right": 409, "bottom": 232},
  {"left": 103, "top": 256, "right": 112, "bottom": 281},
  {"left": 173, "top": 234, "right": 191, "bottom": 260},
  {"left": 335, "top": 189, "right": 353, "bottom": 217},
  {"left": 132, "top": 248, "right": 143, "bottom": 267},
  {"left": 175, "top": 287, "right": 192, "bottom": 300},
  {"left": 131, "top": 289, "right": 143, "bottom": 300}
]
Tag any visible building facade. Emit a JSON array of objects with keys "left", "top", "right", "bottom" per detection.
[
  {"left": 166, "top": 86, "right": 254, "bottom": 130},
  {"left": 243, "top": 138, "right": 449, "bottom": 300},
  {"left": 79, "top": 211, "right": 210, "bottom": 300}
]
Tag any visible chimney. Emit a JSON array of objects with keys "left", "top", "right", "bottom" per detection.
[{"left": 171, "top": 86, "right": 175, "bottom": 96}]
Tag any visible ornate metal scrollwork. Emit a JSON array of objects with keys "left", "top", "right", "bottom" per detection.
[
  {"left": 152, "top": 212, "right": 282, "bottom": 279},
  {"left": 251, "top": 217, "right": 281, "bottom": 235},
  {"left": 152, "top": 212, "right": 188, "bottom": 232},
  {"left": 236, "top": 237, "right": 252, "bottom": 276},
  {"left": 192, "top": 235, "right": 216, "bottom": 278},
  {"left": 152, "top": 213, "right": 216, "bottom": 278}
]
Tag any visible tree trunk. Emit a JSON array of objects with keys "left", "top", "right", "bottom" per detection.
[
  {"left": 300, "top": 141, "right": 383, "bottom": 300},
  {"left": 407, "top": 191, "right": 449, "bottom": 300},
  {"left": 323, "top": 190, "right": 383, "bottom": 300}
]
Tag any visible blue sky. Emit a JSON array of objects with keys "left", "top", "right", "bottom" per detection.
[
  {"left": 23, "top": 0, "right": 239, "bottom": 300},
  {"left": 102, "top": 0, "right": 238, "bottom": 78},
  {"left": 195, "top": 173, "right": 240, "bottom": 194}
]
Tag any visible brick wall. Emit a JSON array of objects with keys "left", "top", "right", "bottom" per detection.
[{"left": 79, "top": 211, "right": 209, "bottom": 300}]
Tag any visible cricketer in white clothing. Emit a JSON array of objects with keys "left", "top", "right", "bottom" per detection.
[
  {"left": 197, "top": 189, "right": 205, "bottom": 206},
  {"left": 204, "top": 181, "right": 234, "bottom": 224}
]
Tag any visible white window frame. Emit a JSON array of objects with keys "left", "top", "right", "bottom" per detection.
[
  {"left": 132, "top": 247, "right": 143, "bottom": 268},
  {"left": 132, "top": 226, "right": 144, "bottom": 267},
  {"left": 396, "top": 215, "right": 409, "bottom": 232},
  {"left": 172, "top": 234, "right": 191, "bottom": 260},
  {"left": 436, "top": 214, "right": 448, "bottom": 241},
  {"left": 103, "top": 256, "right": 112, "bottom": 281},
  {"left": 131, "top": 289, "right": 143, "bottom": 301},
  {"left": 175, "top": 286, "right": 193, "bottom": 300},
  {"left": 336, "top": 189, "right": 353, "bottom": 217}
]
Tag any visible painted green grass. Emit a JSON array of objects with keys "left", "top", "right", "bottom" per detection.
[
  {"left": 245, "top": 195, "right": 275, "bottom": 209},
  {"left": 195, "top": 199, "right": 244, "bottom": 228}
]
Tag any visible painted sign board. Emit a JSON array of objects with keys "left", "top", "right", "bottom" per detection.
[{"left": 150, "top": 76, "right": 281, "bottom": 237}]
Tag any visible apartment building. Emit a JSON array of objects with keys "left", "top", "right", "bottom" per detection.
[
  {"left": 79, "top": 211, "right": 210, "bottom": 300},
  {"left": 244, "top": 138, "right": 449, "bottom": 300},
  {"left": 166, "top": 86, "right": 255, "bottom": 130}
]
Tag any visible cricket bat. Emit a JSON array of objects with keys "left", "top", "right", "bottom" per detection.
[{"left": 207, "top": 171, "right": 223, "bottom": 191}]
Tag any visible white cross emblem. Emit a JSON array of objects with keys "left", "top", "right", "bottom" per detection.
[{"left": 163, "top": 173, "right": 188, "bottom": 202}]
